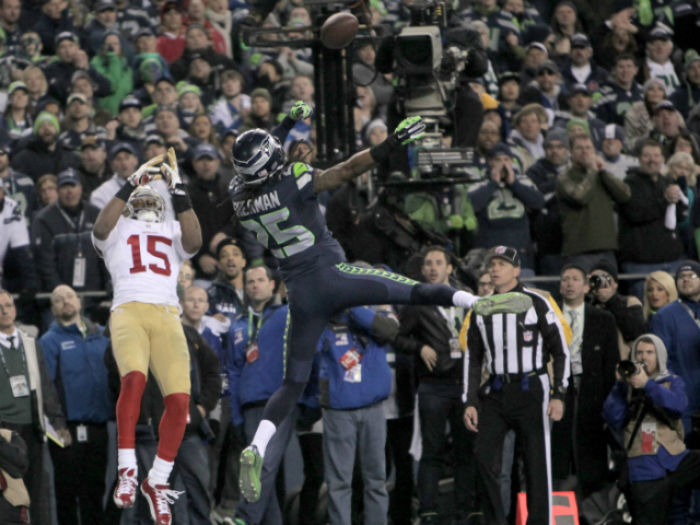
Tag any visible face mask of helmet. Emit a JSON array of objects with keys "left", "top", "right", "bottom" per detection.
[{"left": 128, "top": 188, "right": 165, "bottom": 223}]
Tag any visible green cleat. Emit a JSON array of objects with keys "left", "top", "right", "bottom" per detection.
[
  {"left": 239, "top": 445, "right": 263, "bottom": 503},
  {"left": 473, "top": 292, "right": 533, "bottom": 317}
]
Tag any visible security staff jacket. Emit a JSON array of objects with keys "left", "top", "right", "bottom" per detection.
[
  {"left": 318, "top": 307, "right": 398, "bottom": 410},
  {"left": 40, "top": 318, "right": 114, "bottom": 424}
]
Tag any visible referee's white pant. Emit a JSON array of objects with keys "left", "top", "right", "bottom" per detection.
[{"left": 474, "top": 373, "right": 552, "bottom": 525}]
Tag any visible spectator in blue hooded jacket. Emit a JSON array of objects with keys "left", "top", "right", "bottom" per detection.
[
  {"left": 602, "top": 333, "right": 700, "bottom": 525},
  {"left": 318, "top": 303, "right": 399, "bottom": 525},
  {"left": 40, "top": 284, "right": 114, "bottom": 525}
]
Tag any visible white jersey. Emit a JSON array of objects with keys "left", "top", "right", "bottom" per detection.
[
  {"left": 92, "top": 216, "right": 192, "bottom": 310},
  {"left": 646, "top": 59, "right": 680, "bottom": 94},
  {"left": 0, "top": 196, "right": 29, "bottom": 269}
]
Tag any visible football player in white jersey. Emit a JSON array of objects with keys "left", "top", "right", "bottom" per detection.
[{"left": 92, "top": 149, "right": 202, "bottom": 525}]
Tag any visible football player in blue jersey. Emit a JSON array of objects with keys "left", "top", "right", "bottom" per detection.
[{"left": 230, "top": 102, "right": 534, "bottom": 503}]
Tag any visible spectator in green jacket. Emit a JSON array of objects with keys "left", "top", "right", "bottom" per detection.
[{"left": 90, "top": 31, "right": 133, "bottom": 116}]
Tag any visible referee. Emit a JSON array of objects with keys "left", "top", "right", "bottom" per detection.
[{"left": 464, "top": 246, "right": 570, "bottom": 525}]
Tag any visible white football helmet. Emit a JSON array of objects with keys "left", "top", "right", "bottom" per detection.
[{"left": 127, "top": 186, "right": 165, "bottom": 223}]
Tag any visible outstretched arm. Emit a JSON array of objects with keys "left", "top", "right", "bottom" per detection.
[
  {"left": 161, "top": 148, "right": 202, "bottom": 255},
  {"left": 313, "top": 116, "right": 426, "bottom": 194},
  {"left": 93, "top": 155, "right": 164, "bottom": 240}
]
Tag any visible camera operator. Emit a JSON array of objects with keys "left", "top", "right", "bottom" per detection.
[
  {"left": 602, "top": 334, "right": 700, "bottom": 525},
  {"left": 375, "top": 2, "right": 488, "bottom": 149},
  {"left": 589, "top": 261, "right": 646, "bottom": 359}
]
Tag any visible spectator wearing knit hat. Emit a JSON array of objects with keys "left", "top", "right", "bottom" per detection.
[
  {"left": 601, "top": 124, "right": 639, "bottom": 180},
  {"left": 133, "top": 27, "right": 173, "bottom": 89},
  {"left": 468, "top": 143, "right": 545, "bottom": 271},
  {"left": 10, "top": 112, "right": 80, "bottom": 183},
  {"left": 556, "top": 133, "right": 630, "bottom": 272},
  {"left": 239, "top": 88, "right": 276, "bottom": 133},
  {"left": 527, "top": 128, "right": 570, "bottom": 275}
]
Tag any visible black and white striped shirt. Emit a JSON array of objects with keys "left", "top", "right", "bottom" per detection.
[{"left": 464, "top": 285, "right": 570, "bottom": 408}]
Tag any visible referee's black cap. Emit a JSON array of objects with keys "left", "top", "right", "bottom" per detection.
[{"left": 484, "top": 246, "right": 521, "bottom": 268}]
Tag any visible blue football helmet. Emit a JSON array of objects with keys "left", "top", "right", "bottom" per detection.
[{"left": 231, "top": 129, "right": 285, "bottom": 185}]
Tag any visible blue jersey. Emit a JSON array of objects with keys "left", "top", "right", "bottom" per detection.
[{"left": 231, "top": 162, "right": 346, "bottom": 280}]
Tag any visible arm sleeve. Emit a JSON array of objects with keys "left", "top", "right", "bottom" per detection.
[
  {"left": 88, "top": 67, "right": 113, "bottom": 97},
  {"left": 509, "top": 175, "right": 545, "bottom": 210},
  {"left": 599, "top": 169, "right": 632, "bottom": 204},
  {"left": 195, "top": 335, "right": 222, "bottom": 413},
  {"left": 606, "top": 294, "right": 646, "bottom": 342},
  {"left": 0, "top": 431, "right": 28, "bottom": 479},
  {"left": 644, "top": 376, "right": 688, "bottom": 417},
  {"left": 556, "top": 168, "right": 599, "bottom": 207},
  {"left": 393, "top": 306, "right": 423, "bottom": 355},
  {"left": 271, "top": 116, "right": 297, "bottom": 144},
  {"left": 349, "top": 307, "right": 400, "bottom": 344},
  {"left": 91, "top": 219, "right": 120, "bottom": 256},
  {"left": 31, "top": 217, "right": 60, "bottom": 292},
  {"left": 36, "top": 341, "right": 66, "bottom": 431},
  {"left": 602, "top": 381, "right": 629, "bottom": 430},
  {"left": 536, "top": 297, "right": 570, "bottom": 392},
  {"left": 464, "top": 316, "right": 485, "bottom": 408}
]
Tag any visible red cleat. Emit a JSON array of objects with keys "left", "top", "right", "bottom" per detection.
[
  {"left": 140, "top": 477, "right": 184, "bottom": 525},
  {"left": 113, "top": 468, "right": 138, "bottom": 508}
]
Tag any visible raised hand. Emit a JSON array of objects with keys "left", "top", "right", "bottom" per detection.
[
  {"left": 127, "top": 155, "right": 164, "bottom": 187},
  {"left": 395, "top": 116, "right": 426, "bottom": 145},
  {"left": 161, "top": 147, "right": 186, "bottom": 195},
  {"left": 290, "top": 101, "right": 313, "bottom": 121}
]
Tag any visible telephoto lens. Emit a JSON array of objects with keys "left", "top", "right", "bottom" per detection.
[{"left": 618, "top": 360, "right": 640, "bottom": 378}]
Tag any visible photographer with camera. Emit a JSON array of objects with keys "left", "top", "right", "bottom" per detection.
[
  {"left": 589, "top": 261, "right": 646, "bottom": 359},
  {"left": 602, "top": 334, "right": 700, "bottom": 525}
]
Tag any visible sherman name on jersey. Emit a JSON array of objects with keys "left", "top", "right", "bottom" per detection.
[
  {"left": 230, "top": 162, "right": 346, "bottom": 279},
  {"left": 92, "top": 216, "right": 192, "bottom": 309}
]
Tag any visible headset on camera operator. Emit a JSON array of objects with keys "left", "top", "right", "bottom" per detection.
[
  {"left": 589, "top": 261, "right": 646, "bottom": 359},
  {"left": 602, "top": 334, "right": 700, "bottom": 525},
  {"left": 375, "top": 0, "right": 488, "bottom": 149}
]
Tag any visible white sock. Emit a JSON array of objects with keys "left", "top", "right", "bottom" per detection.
[
  {"left": 149, "top": 456, "right": 175, "bottom": 486},
  {"left": 118, "top": 448, "right": 137, "bottom": 472},
  {"left": 251, "top": 420, "right": 277, "bottom": 458},
  {"left": 453, "top": 291, "right": 477, "bottom": 309}
]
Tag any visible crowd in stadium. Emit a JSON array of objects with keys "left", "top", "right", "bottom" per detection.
[{"left": 2, "top": 0, "right": 700, "bottom": 523}]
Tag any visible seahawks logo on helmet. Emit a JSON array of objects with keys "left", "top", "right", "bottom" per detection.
[{"left": 231, "top": 129, "right": 286, "bottom": 186}]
